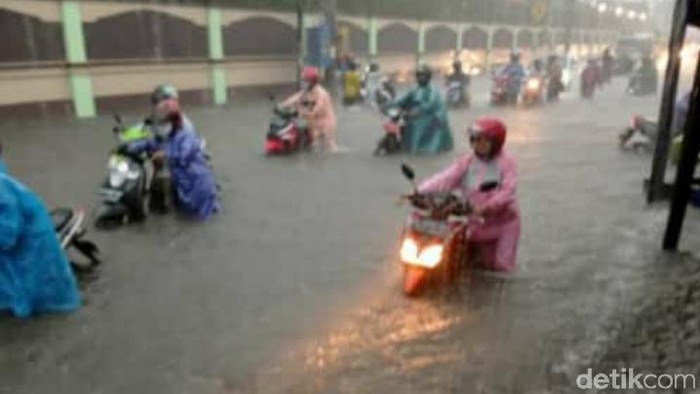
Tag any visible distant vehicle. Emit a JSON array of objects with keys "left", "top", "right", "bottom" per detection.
[
  {"left": 617, "top": 35, "right": 654, "bottom": 60},
  {"left": 615, "top": 35, "right": 654, "bottom": 74},
  {"left": 535, "top": 55, "right": 579, "bottom": 91},
  {"left": 521, "top": 75, "right": 545, "bottom": 106}
]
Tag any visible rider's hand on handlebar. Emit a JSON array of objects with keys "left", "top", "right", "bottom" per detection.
[
  {"left": 472, "top": 205, "right": 487, "bottom": 217},
  {"left": 116, "top": 144, "right": 130, "bottom": 156},
  {"left": 152, "top": 150, "right": 166, "bottom": 163}
]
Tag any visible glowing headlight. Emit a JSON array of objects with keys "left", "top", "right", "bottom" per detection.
[
  {"left": 418, "top": 245, "right": 443, "bottom": 269},
  {"left": 400, "top": 238, "right": 419, "bottom": 263},
  {"left": 527, "top": 79, "right": 541, "bottom": 90},
  {"left": 400, "top": 238, "right": 444, "bottom": 269}
]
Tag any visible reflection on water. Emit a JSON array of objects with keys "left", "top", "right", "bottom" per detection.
[{"left": 253, "top": 269, "right": 513, "bottom": 393}]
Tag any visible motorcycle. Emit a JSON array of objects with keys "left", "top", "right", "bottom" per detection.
[
  {"left": 398, "top": 164, "right": 475, "bottom": 297},
  {"left": 375, "top": 77, "right": 397, "bottom": 108},
  {"left": 521, "top": 76, "right": 545, "bottom": 107},
  {"left": 490, "top": 74, "right": 509, "bottom": 106},
  {"left": 580, "top": 77, "right": 596, "bottom": 99},
  {"left": 374, "top": 107, "right": 403, "bottom": 156},
  {"left": 546, "top": 75, "right": 563, "bottom": 102},
  {"left": 264, "top": 104, "right": 311, "bottom": 155},
  {"left": 94, "top": 116, "right": 152, "bottom": 229},
  {"left": 51, "top": 207, "right": 101, "bottom": 274},
  {"left": 626, "top": 73, "right": 658, "bottom": 96},
  {"left": 619, "top": 115, "right": 657, "bottom": 153},
  {"left": 446, "top": 79, "right": 470, "bottom": 108}
]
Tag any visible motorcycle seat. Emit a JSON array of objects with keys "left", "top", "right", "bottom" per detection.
[{"left": 50, "top": 208, "right": 73, "bottom": 233}]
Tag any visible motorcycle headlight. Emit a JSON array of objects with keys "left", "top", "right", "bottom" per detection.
[
  {"left": 400, "top": 238, "right": 419, "bottom": 263},
  {"left": 400, "top": 238, "right": 443, "bottom": 269},
  {"left": 527, "top": 79, "right": 541, "bottom": 90},
  {"left": 108, "top": 159, "right": 133, "bottom": 188},
  {"left": 109, "top": 169, "right": 127, "bottom": 188},
  {"left": 418, "top": 245, "right": 443, "bottom": 269}
]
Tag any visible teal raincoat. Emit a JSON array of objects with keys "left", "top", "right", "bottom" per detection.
[{"left": 392, "top": 85, "right": 453, "bottom": 154}]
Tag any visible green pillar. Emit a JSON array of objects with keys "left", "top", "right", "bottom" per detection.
[
  {"left": 417, "top": 23, "right": 426, "bottom": 66},
  {"left": 300, "top": 13, "right": 316, "bottom": 65},
  {"left": 61, "top": 1, "right": 95, "bottom": 118},
  {"left": 486, "top": 27, "right": 494, "bottom": 72},
  {"left": 208, "top": 7, "right": 227, "bottom": 105},
  {"left": 456, "top": 25, "right": 464, "bottom": 53},
  {"left": 368, "top": 17, "right": 378, "bottom": 59}
]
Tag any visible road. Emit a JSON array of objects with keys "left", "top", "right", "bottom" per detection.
[{"left": 0, "top": 77, "right": 688, "bottom": 393}]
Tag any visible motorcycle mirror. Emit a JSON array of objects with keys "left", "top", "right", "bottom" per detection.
[{"left": 401, "top": 163, "right": 416, "bottom": 182}]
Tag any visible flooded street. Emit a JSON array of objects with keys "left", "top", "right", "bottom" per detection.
[{"left": 0, "top": 78, "right": 689, "bottom": 393}]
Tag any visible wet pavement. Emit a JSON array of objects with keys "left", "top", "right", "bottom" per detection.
[{"left": 0, "top": 77, "right": 693, "bottom": 393}]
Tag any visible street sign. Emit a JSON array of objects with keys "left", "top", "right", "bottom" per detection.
[{"left": 532, "top": 0, "right": 547, "bottom": 24}]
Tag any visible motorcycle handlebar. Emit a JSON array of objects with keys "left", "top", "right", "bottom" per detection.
[{"left": 403, "top": 193, "right": 471, "bottom": 217}]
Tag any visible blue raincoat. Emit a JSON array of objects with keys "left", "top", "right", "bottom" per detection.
[
  {"left": 502, "top": 62, "right": 526, "bottom": 98},
  {"left": 129, "top": 123, "right": 219, "bottom": 220},
  {"left": 0, "top": 161, "right": 80, "bottom": 318},
  {"left": 391, "top": 85, "right": 453, "bottom": 154}
]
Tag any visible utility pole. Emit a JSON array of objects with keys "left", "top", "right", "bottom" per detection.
[
  {"left": 296, "top": 0, "right": 305, "bottom": 91},
  {"left": 563, "top": 0, "right": 575, "bottom": 55},
  {"left": 320, "top": 0, "right": 339, "bottom": 99}
]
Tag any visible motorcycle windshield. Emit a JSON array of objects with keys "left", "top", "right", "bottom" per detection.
[{"left": 410, "top": 218, "right": 451, "bottom": 238}]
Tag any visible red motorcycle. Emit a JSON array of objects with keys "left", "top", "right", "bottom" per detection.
[
  {"left": 490, "top": 74, "right": 509, "bottom": 106},
  {"left": 398, "top": 164, "right": 476, "bottom": 297},
  {"left": 374, "top": 107, "right": 403, "bottom": 156},
  {"left": 264, "top": 105, "right": 312, "bottom": 155}
]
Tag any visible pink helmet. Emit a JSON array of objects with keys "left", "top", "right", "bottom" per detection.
[{"left": 302, "top": 66, "right": 320, "bottom": 84}]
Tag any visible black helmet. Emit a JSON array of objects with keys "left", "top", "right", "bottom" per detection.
[
  {"left": 453, "top": 60, "right": 462, "bottom": 69},
  {"left": 151, "top": 84, "right": 179, "bottom": 106},
  {"left": 416, "top": 64, "right": 432, "bottom": 78},
  {"left": 510, "top": 51, "right": 521, "bottom": 63},
  {"left": 415, "top": 64, "right": 432, "bottom": 86}
]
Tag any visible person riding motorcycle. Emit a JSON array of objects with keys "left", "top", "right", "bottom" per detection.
[
  {"left": 601, "top": 48, "right": 614, "bottom": 85},
  {"left": 502, "top": 52, "right": 527, "bottom": 105},
  {"left": 581, "top": 59, "right": 601, "bottom": 99},
  {"left": 282, "top": 66, "right": 338, "bottom": 152},
  {"left": 531, "top": 59, "right": 545, "bottom": 76},
  {"left": 342, "top": 61, "right": 362, "bottom": 106},
  {"left": 546, "top": 56, "right": 564, "bottom": 102},
  {"left": 446, "top": 60, "right": 471, "bottom": 105},
  {"left": 123, "top": 99, "right": 219, "bottom": 220},
  {"left": 628, "top": 56, "right": 658, "bottom": 96},
  {"left": 150, "top": 84, "right": 194, "bottom": 131},
  {"left": 418, "top": 118, "right": 520, "bottom": 272},
  {"left": 0, "top": 142, "right": 80, "bottom": 317},
  {"left": 364, "top": 62, "right": 383, "bottom": 107},
  {"left": 389, "top": 65, "right": 453, "bottom": 154}
]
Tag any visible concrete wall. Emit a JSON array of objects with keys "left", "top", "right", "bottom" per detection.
[{"left": 0, "top": 0, "right": 618, "bottom": 119}]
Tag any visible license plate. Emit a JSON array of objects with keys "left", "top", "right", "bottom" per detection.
[
  {"left": 411, "top": 219, "right": 450, "bottom": 237},
  {"left": 99, "top": 188, "right": 122, "bottom": 203}
]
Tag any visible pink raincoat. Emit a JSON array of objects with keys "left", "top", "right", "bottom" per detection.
[
  {"left": 282, "top": 85, "right": 338, "bottom": 151},
  {"left": 419, "top": 152, "right": 521, "bottom": 272}
]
